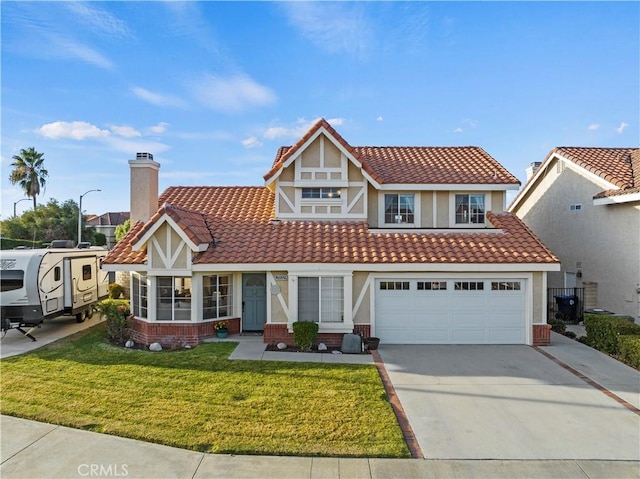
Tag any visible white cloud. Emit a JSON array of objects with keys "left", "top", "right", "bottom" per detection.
[
  {"left": 53, "top": 35, "right": 114, "bottom": 69},
  {"left": 110, "top": 125, "right": 141, "bottom": 138},
  {"left": 64, "top": 2, "right": 131, "bottom": 38},
  {"left": 132, "top": 87, "right": 185, "bottom": 107},
  {"left": 281, "top": 3, "right": 373, "bottom": 59},
  {"left": 106, "top": 137, "right": 170, "bottom": 155},
  {"left": 588, "top": 123, "right": 600, "bottom": 131},
  {"left": 37, "top": 121, "right": 110, "bottom": 140},
  {"left": 617, "top": 122, "right": 629, "bottom": 134},
  {"left": 242, "top": 136, "right": 263, "bottom": 149},
  {"left": 191, "top": 74, "right": 276, "bottom": 113},
  {"left": 462, "top": 118, "right": 478, "bottom": 128},
  {"left": 453, "top": 127, "right": 463, "bottom": 133},
  {"left": 376, "top": 116, "right": 384, "bottom": 121},
  {"left": 146, "top": 122, "right": 170, "bottom": 135},
  {"left": 263, "top": 117, "right": 345, "bottom": 141}
]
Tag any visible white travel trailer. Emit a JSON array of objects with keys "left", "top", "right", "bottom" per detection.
[{"left": 1, "top": 245, "right": 109, "bottom": 339}]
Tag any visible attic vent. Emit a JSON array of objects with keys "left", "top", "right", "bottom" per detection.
[{"left": 136, "top": 152, "right": 154, "bottom": 161}]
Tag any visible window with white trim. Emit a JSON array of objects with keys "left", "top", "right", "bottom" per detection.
[
  {"left": 203, "top": 275, "right": 233, "bottom": 319},
  {"left": 384, "top": 194, "right": 414, "bottom": 224},
  {"left": 455, "top": 194, "right": 485, "bottom": 224},
  {"left": 302, "top": 187, "right": 341, "bottom": 199},
  {"left": 131, "top": 273, "right": 148, "bottom": 319},
  {"left": 157, "top": 276, "right": 192, "bottom": 321},
  {"left": 298, "top": 276, "right": 344, "bottom": 323}
]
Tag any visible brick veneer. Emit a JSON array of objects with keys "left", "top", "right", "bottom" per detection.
[
  {"left": 129, "top": 317, "right": 240, "bottom": 347},
  {"left": 532, "top": 324, "right": 552, "bottom": 346},
  {"left": 263, "top": 323, "right": 371, "bottom": 348}
]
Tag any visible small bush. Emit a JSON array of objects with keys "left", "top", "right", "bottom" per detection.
[
  {"left": 618, "top": 335, "right": 640, "bottom": 370},
  {"left": 108, "top": 283, "right": 124, "bottom": 299},
  {"left": 584, "top": 313, "right": 640, "bottom": 355},
  {"left": 292, "top": 321, "right": 319, "bottom": 351},
  {"left": 97, "top": 299, "right": 131, "bottom": 345},
  {"left": 577, "top": 336, "right": 589, "bottom": 345},
  {"left": 563, "top": 331, "right": 577, "bottom": 339},
  {"left": 549, "top": 318, "right": 566, "bottom": 334}
]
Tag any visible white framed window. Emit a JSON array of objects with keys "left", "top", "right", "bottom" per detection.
[
  {"left": 131, "top": 273, "right": 148, "bottom": 319},
  {"left": 417, "top": 281, "right": 447, "bottom": 291},
  {"left": 384, "top": 194, "right": 415, "bottom": 224},
  {"left": 455, "top": 194, "right": 485, "bottom": 224},
  {"left": 298, "top": 276, "right": 344, "bottom": 323},
  {"left": 569, "top": 204, "right": 582, "bottom": 211},
  {"left": 203, "top": 275, "right": 233, "bottom": 319},
  {"left": 157, "top": 276, "right": 192, "bottom": 321},
  {"left": 379, "top": 281, "right": 410, "bottom": 290},
  {"left": 301, "top": 187, "right": 341, "bottom": 199},
  {"left": 454, "top": 281, "right": 484, "bottom": 291},
  {"left": 491, "top": 281, "right": 521, "bottom": 291}
]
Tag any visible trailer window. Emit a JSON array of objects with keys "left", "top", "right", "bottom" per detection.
[
  {"left": 82, "top": 265, "right": 91, "bottom": 281},
  {"left": 1, "top": 270, "right": 24, "bottom": 292},
  {"left": 54, "top": 266, "right": 61, "bottom": 282}
]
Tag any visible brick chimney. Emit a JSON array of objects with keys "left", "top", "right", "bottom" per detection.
[{"left": 129, "top": 152, "right": 160, "bottom": 224}]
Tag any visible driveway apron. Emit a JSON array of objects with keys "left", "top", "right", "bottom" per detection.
[{"left": 378, "top": 344, "right": 640, "bottom": 460}]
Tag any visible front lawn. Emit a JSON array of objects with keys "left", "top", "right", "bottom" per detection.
[{"left": 0, "top": 324, "right": 409, "bottom": 457}]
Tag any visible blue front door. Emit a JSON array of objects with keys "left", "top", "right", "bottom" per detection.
[{"left": 242, "top": 273, "right": 266, "bottom": 331}]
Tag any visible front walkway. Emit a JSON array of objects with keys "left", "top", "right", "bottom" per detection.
[{"left": 218, "top": 334, "right": 374, "bottom": 364}]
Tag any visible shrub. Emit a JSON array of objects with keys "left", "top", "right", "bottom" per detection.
[
  {"left": 97, "top": 299, "right": 132, "bottom": 345},
  {"left": 584, "top": 313, "right": 640, "bottom": 355},
  {"left": 618, "top": 335, "right": 640, "bottom": 370},
  {"left": 577, "top": 336, "right": 589, "bottom": 345},
  {"left": 563, "top": 331, "right": 577, "bottom": 339},
  {"left": 548, "top": 318, "right": 566, "bottom": 334},
  {"left": 292, "top": 321, "right": 319, "bottom": 351},
  {"left": 108, "top": 283, "right": 124, "bottom": 299}
]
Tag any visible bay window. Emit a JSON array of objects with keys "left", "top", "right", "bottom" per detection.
[
  {"left": 131, "top": 273, "right": 147, "bottom": 319},
  {"left": 157, "top": 276, "right": 192, "bottom": 321},
  {"left": 203, "top": 275, "right": 233, "bottom": 319}
]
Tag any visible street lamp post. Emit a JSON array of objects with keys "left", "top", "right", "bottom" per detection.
[
  {"left": 78, "top": 189, "right": 101, "bottom": 246},
  {"left": 13, "top": 198, "right": 30, "bottom": 217}
]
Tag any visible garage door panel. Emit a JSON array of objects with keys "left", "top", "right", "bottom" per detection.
[{"left": 375, "top": 278, "right": 526, "bottom": 345}]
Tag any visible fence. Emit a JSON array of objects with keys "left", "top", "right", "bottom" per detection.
[{"left": 548, "top": 288, "right": 585, "bottom": 324}]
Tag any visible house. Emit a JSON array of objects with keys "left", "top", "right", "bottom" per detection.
[
  {"left": 102, "top": 119, "right": 560, "bottom": 348},
  {"left": 86, "top": 211, "right": 130, "bottom": 249},
  {"left": 509, "top": 147, "right": 639, "bottom": 320}
]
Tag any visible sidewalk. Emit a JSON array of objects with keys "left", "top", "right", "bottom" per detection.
[{"left": 2, "top": 415, "right": 638, "bottom": 479}]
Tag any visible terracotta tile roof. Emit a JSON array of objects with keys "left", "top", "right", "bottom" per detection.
[
  {"left": 103, "top": 186, "right": 558, "bottom": 266},
  {"left": 555, "top": 147, "right": 637, "bottom": 191},
  {"left": 87, "top": 212, "right": 130, "bottom": 226},
  {"left": 266, "top": 118, "right": 520, "bottom": 186}
]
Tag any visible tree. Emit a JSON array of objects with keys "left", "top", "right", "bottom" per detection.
[
  {"left": 9, "top": 147, "right": 49, "bottom": 210},
  {"left": 0, "top": 198, "right": 78, "bottom": 243},
  {"left": 115, "top": 219, "right": 131, "bottom": 243}
]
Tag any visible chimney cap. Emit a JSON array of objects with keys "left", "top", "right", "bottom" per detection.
[{"left": 136, "top": 152, "right": 154, "bottom": 161}]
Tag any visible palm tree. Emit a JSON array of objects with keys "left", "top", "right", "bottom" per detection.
[{"left": 9, "top": 147, "right": 49, "bottom": 210}]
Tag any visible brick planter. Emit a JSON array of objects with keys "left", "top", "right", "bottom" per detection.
[
  {"left": 129, "top": 317, "right": 240, "bottom": 348},
  {"left": 263, "top": 323, "right": 370, "bottom": 348}
]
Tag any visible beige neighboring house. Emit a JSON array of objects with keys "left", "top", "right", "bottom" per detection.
[
  {"left": 509, "top": 147, "right": 640, "bottom": 320},
  {"left": 102, "top": 119, "right": 559, "bottom": 348},
  {"left": 87, "top": 212, "right": 130, "bottom": 249}
]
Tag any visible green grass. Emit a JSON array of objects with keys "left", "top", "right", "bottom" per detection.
[{"left": 0, "top": 324, "right": 409, "bottom": 457}]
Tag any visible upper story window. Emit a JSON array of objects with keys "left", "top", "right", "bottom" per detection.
[
  {"left": 384, "top": 194, "right": 414, "bottom": 224},
  {"left": 455, "top": 194, "right": 485, "bottom": 224},
  {"left": 302, "top": 187, "right": 341, "bottom": 199}
]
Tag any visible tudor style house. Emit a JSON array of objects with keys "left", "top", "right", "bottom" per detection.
[
  {"left": 509, "top": 147, "right": 640, "bottom": 320},
  {"left": 103, "top": 119, "right": 559, "bottom": 347}
]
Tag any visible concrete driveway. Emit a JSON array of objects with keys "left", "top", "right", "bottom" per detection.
[
  {"left": 0, "top": 315, "right": 105, "bottom": 359},
  {"left": 378, "top": 339, "right": 640, "bottom": 460}
]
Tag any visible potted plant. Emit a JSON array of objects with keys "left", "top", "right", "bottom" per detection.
[{"left": 214, "top": 320, "right": 228, "bottom": 338}]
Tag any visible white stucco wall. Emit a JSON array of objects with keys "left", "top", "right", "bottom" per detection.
[{"left": 514, "top": 160, "right": 640, "bottom": 319}]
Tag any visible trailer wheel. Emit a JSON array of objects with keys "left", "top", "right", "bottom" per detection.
[{"left": 76, "top": 311, "right": 86, "bottom": 323}]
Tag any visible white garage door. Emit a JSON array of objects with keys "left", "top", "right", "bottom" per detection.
[{"left": 375, "top": 278, "right": 526, "bottom": 344}]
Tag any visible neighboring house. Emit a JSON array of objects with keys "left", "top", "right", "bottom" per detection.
[
  {"left": 87, "top": 212, "right": 130, "bottom": 249},
  {"left": 509, "top": 147, "right": 640, "bottom": 320},
  {"left": 102, "top": 119, "right": 559, "bottom": 348}
]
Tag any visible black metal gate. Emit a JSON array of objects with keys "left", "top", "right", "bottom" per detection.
[{"left": 548, "top": 288, "right": 585, "bottom": 324}]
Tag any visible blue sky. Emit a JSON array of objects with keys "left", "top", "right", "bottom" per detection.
[{"left": 2, "top": 1, "right": 638, "bottom": 220}]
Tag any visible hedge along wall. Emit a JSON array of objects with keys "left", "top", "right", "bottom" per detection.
[{"left": 584, "top": 313, "right": 640, "bottom": 369}]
